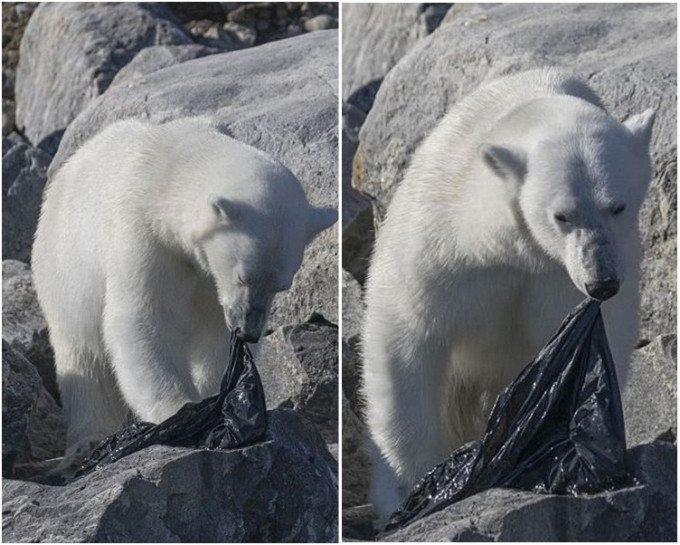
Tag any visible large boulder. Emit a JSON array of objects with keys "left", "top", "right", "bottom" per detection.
[
  {"left": 2, "top": 139, "right": 51, "bottom": 263},
  {"left": 352, "top": 2, "right": 676, "bottom": 337},
  {"left": 341, "top": 4, "right": 452, "bottom": 111},
  {"left": 15, "top": 2, "right": 192, "bottom": 154},
  {"left": 49, "top": 30, "right": 339, "bottom": 328},
  {"left": 2, "top": 409, "right": 338, "bottom": 542},
  {"left": 378, "top": 441, "right": 676, "bottom": 541},
  {"left": 2, "top": 260, "right": 57, "bottom": 402}
]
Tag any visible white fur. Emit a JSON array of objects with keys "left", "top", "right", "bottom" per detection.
[
  {"left": 362, "top": 68, "right": 655, "bottom": 520},
  {"left": 32, "top": 117, "right": 337, "bottom": 467}
]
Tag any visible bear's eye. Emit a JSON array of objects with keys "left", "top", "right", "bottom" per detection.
[
  {"left": 554, "top": 212, "right": 569, "bottom": 224},
  {"left": 610, "top": 203, "right": 626, "bottom": 215}
]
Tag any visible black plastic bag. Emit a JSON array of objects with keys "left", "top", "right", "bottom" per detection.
[
  {"left": 75, "top": 331, "right": 267, "bottom": 478},
  {"left": 384, "top": 298, "right": 630, "bottom": 533}
]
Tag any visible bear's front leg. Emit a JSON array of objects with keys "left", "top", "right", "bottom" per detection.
[
  {"left": 364, "top": 321, "right": 454, "bottom": 521},
  {"left": 103, "top": 248, "right": 203, "bottom": 423}
]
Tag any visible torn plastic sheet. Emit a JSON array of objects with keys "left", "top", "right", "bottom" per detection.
[
  {"left": 384, "top": 298, "right": 630, "bottom": 533},
  {"left": 76, "top": 331, "right": 267, "bottom": 478}
]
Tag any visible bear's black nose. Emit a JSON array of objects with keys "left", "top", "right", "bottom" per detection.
[{"left": 585, "top": 279, "right": 620, "bottom": 301}]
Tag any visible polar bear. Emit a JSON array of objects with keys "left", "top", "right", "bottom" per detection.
[
  {"left": 362, "top": 68, "right": 655, "bottom": 519},
  {"left": 32, "top": 117, "right": 337, "bottom": 467}
]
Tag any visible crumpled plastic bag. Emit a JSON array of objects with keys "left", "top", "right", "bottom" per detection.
[
  {"left": 384, "top": 298, "right": 630, "bottom": 533},
  {"left": 75, "top": 331, "right": 267, "bottom": 478}
]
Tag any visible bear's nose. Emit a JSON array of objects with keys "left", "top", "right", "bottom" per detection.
[
  {"left": 234, "top": 328, "right": 260, "bottom": 344},
  {"left": 585, "top": 279, "right": 620, "bottom": 301}
]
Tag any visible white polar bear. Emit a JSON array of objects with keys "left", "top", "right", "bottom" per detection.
[
  {"left": 32, "top": 117, "right": 337, "bottom": 467},
  {"left": 362, "top": 68, "right": 655, "bottom": 520}
]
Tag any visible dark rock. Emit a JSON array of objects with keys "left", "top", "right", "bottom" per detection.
[
  {"left": 2, "top": 340, "right": 41, "bottom": 476},
  {"left": 257, "top": 315, "right": 338, "bottom": 443},
  {"left": 15, "top": 2, "right": 192, "bottom": 154},
  {"left": 2, "top": 260, "right": 58, "bottom": 403},
  {"left": 2, "top": 141, "right": 51, "bottom": 263},
  {"left": 623, "top": 334, "right": 677, "bottom": 446},
  {"left": 379, "top": 441, "right": 676, "bottom": 541},
  {"left": 343, "top": 503, "right": 378, "bottom": 541},
  {"left": 2, "top": 409, "right": 338, "bottom": 542},
  {"left": 49, "top": 30, "right": 339, "bottom": 329},
  {"left": 342, "top": 394, "right": 371, "bottom": 509},
  {"left": 342, "top": 103, "right": 375, "bottom": 284},
  {"left": 2, "top": 98, "right": 15, "bottom": 135},
  {"left": 16, "top": 384, "right": 65, "bottom": 468}
]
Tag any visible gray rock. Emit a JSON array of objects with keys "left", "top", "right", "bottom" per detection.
[
  {"left": 15, "top": 2, "right": 192, "bottom": 154},
  {"left": 2, "top": 260, "right": 58, "bottom": 402},
  {"left": 342, "top": 4, "right": 452, "bottom": 110},
  {"left": 380, "top": 441, "right": 676, "bottom": 541},
  {"left": 16, "top": 384, "right": 65, "bottom": 467},
  {"left": 2, "top": 141, "right": 51, "bottom": 263},
  {"left": 257, "top": 315, "right": 338, "bottom": 443},
  {"left": 354, "top": 3, "right": 676, "bottom": 336},
  {"left": 2, "top": 409, "right": 338, "bottom": 542},
  {"left": 638, "top": 155, "right": 677, "bottom": 341},
  {"left": 49, "top": 30, "right": 339, "bottom": 328},
  {"left": 2, "top": 340, "right": 41, "bottom": 476},
  {"left": 623, "top": 334, "right": 677, "bottom": 446},
  {"left": 110, "top": 44, "right": 221, "bottom": 87},
  {"left": 342, "top": 103, "right": 374, "bottom": 284}
]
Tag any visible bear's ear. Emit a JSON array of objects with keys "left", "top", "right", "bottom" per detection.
[
  {"left": 623, "top": 108, "right": 655, "bottom": 149},
  {"left": 480, "top": 144, "right": 527, "bottom": 183},
  {"left": 209, "top": 194, "right": 239, "bottom": 222},
  {"left": 306, "top": 206, "right": 337, "bottom": 244}
]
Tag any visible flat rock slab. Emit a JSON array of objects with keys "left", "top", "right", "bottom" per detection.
[
  {"left": 49, "top": 30, "right": 339, "bottom": 329},
  {"left": 378, "top": 441, "right": 676, "bottom": 542},
  {"left": 2, "top": 409, "right": 338, "bottom": 543}
]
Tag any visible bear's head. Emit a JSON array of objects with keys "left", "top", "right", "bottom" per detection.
[
  {"left": 196, "top": 171, "right": 336, "bottom": 343},
  {"left": 481, "top": 98, "right": 655, "bottom": 301}
]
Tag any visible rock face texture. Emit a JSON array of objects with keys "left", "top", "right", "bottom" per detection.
[
  {"left": 4, "top": 7, "right": 338, "bottom": 542},
  {"left": 2, "top": 140, "right": 51, "bottom": 263},
  {"left": 3, "top": 409, "right": 338, "bottom": 543},
  {"left": 14, "top": 3, "right": 192, "bottom": 154},
  {"left": 342, "top": 3, "right": 451, "bottom": 111},
  {"left": 342, "top": 3, "right": 676, "bottom": 541}
]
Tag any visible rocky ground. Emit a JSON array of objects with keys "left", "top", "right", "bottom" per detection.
[
  {"left": 2, "top": 2, "right": 338, "bottom": 541},
  {"left": 342, "top": 3, "right": 677, "bottom": 541}
]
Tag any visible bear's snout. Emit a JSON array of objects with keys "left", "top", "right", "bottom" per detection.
[{"left": 585, "top": 279, "right": 620, "bottom": 301}]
